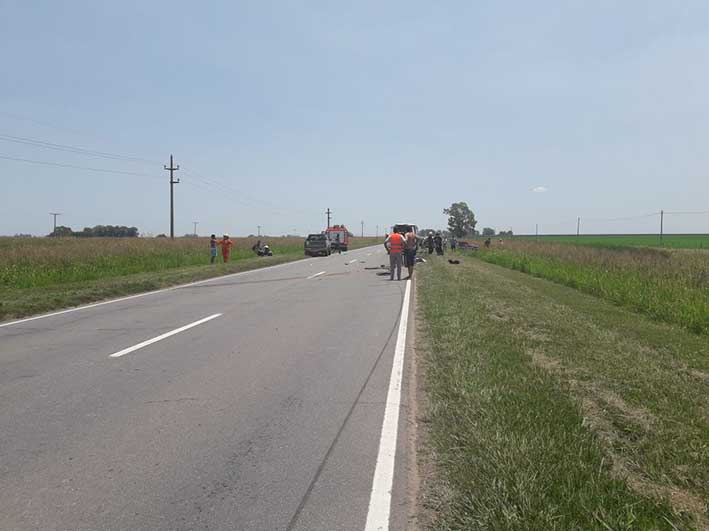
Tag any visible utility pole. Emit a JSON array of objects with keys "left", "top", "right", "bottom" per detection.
[
  {"left": 535, "top": 223, "right": 539, "bottom": 241},
  {"left": 361, "top": 220, "right": 364, "bottom": 237},
  {"left": 257, "top": 225, "right": 261, "bottom": 237},
  {"left": 660, "top": 209, "right": 664, "bottom": 246},
  {"left": 49, "top": 212, "right": 61, "bottom": 234},
  {"left": 325, "top": 208, "right": 332, "bottom": 229},
  {"left": 192, "top": 221, "right": 199, "bottom": 237},
  {"left": 376, "top": 224, "right": 379, "bottom": 238},
  {"left": 164, "top": 154, "right": 180, "bottom": 240},
  {"left": 576, "top": 217, "right": 580, "bottom": 241}
]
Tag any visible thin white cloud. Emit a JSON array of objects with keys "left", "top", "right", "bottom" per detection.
[{"left": 531, "top": 186, "right": 548, "bottom": 193}]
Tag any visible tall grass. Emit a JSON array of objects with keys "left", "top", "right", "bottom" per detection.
[
  {"left": 0, "top": 237, "right": 304, "bottom": 289},
  {"left": 472, "top": 241, "right": 709, "bottom": 334}
]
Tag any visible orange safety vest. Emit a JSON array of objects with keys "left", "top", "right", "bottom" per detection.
[{"left": 389, "top": 233, "right": 404, "bottom": 253}]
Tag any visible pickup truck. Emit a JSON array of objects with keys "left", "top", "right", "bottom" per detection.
[{"left": 304, "top": 233, "right": 332, "bottom": 256}]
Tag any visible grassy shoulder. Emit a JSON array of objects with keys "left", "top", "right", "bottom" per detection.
[
  {"left": 417, "top": 255, "right": 707, "bottom": 530},
  {"left": 0, "top": 253, "right": 305, "bottom": 322}
]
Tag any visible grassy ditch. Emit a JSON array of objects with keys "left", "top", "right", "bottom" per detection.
[
  {"left": 0, "top": 236, "right": 380, "bottom": 320},
  {"left": 417, "top": 256, "right": 707, "bottom": 530},
  {"left": 469, "top": 241, "right": 709, "bottom": 334}
]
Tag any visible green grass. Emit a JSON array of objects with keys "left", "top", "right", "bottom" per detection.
[
  {"left": 469, "top": 241, "right": 709, "bottom": 334},
  {"left": 0, "top": 236, "right": 380, "bottom": 320},
  {"left": 514, "top": 234, "right": 709, "bottom": 249},
  {"left": 417, "top": 256, "right": 707, "bottom": 530}
]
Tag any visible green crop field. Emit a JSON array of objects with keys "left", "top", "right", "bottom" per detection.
[{"left": 514, "top": 233, "right": 709, "bottom": 249}]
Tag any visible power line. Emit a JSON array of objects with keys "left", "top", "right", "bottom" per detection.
[
  {"left": 0, "top": 154, "right": 161, "bottom": 179},
  {"left": 0, "top": 133, "right": 159, "bottom": 164}
]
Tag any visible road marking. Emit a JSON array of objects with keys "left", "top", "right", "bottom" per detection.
[
  {"left": 109, "top": 313, "right": 222, "bottom": 358},
  {"left": 348, "top": 259, "right": 357, "bottom": 264},
  {"left": 0, "top": 257, "right": 322, "bottom": 329},
  {"left": 365, "top": 279, "right": 411, "bottom": 531},
  {"left": 307, "top": 271, "right": 326, "bottom": 279}
]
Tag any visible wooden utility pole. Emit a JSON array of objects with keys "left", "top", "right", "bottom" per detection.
[
  {"left": 192, "top": 221, "right": 199, "bottom": 236},
  {"left": 577, "top": 217, "right": 580, "bottom": 241},
  {"left": 361, "top": 220, "right": 364, "bottom": 237},
  {"left": 325, "top": 208, "right": 332, "bottom": 229},
  {"left": 164, "top": 155, "right": 180, "bottom": 239},
  {"left": 660, "top": 209, "right": 664, "bottom": 245},
  {"left": 50, "top": 212, "right": 61, "bottom": 234},
  {"left": 536, "top": 223, "right": 539, "bottom": 241},
  {"left": 257, "top": 225, "right": 261, "bottom": 237}
]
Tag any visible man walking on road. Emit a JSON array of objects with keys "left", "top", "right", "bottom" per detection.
[{"left": 384, "top": 231, "right": 405, "bottom": 280}]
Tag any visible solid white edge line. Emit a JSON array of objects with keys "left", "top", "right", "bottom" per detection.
[
  {"left": 364, "top": 278, "right": 411, "bottom": 531},
  {"left": 348, "top": 259, "right": 357, "bottom": 264},
  {"left": 307, "top": 270, "right": 326, "bottom": 279},
  {"left": 109, "top": 313, "right": 222, "bottom": 358}
]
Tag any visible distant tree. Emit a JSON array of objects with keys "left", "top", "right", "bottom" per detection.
[
  {"left": 498, "top": 230, "right": 513, "bottom": 236},
  {"left": 482, "top": 227, "right": 495, "bottom": 236},
  {"left": 48, "top": 225, "right": 74, "bottom": 237},
  {"left": 443, "top": 202, "right": 477, "bottom": 238},
  {"left": 155, "top": 234, "right": 168, "bottom": 238},
  {"left": 75, "top": 225, "right": 139, "bottom": 237}
]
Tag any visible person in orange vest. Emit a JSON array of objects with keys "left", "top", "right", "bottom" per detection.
[
  {"left": 217, "top": 234, "right": 234, "bottom": 262},
  {"left": 384, "top": 231, "right": 406, "bottom": 280}
]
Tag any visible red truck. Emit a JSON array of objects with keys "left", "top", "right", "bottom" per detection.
[{"left": 325, "top": 225, "right": 349, "bottom": 252}]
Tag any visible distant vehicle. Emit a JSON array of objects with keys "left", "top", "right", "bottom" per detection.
[
  {"left": 457, "top": 241, "right": 479, "bottom": 250},
  {"left": 391, "top": 223, "right": 420, "bottom": 245},
  {"left": 304, "top": 233, "right": 331, "bottom": 256},
  {"left": 326, "top": 226, "right": 349, "bottom": 253}
]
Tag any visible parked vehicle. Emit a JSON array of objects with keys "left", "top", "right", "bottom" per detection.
[
  {"left": 326, "top": 225, "right": 349, "bottom": 252},
  {"left": 457, "top": 241, "right": 479, "bottom": 250},
  {"left": 304, "top": 233, "right": 331, "bottom": 256},
  {"left": 391, "top": 223, "right": 420, "bottom": 246}
]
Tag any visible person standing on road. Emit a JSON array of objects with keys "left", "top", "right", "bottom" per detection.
[
  {"left": 384, "top": 231, "right": 405, "bottom": 281},
  {"left": 209, "top": 234, "right": 218, "bottom": 264},
  {"left": 217, "top": 234, "right": 234, "bottom": 263},
  {"left": 403, "top": 227, "right": 417, "bottom": 279}
]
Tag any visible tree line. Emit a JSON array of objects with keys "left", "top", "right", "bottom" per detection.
[{"left": 49, "top": 225, "right": 139, "bottom": 238}]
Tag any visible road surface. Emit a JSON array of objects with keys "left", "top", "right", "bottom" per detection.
[{"left": 0, "top": 246, "right": 415, "bottom": 531}]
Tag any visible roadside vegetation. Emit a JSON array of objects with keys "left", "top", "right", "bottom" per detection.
[
  {"left": 417, "top": 256, "right": 707, "bottom": 530},
  {"left": 467, "top": 240, "right": 709, "bottom": 334},
  {"left": 0, "top": 236, "right": 380, "bottom": 320}
]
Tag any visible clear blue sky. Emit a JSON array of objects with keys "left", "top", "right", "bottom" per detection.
[{"left": 2, "top": 0, "right": 709, "bottom": 236}]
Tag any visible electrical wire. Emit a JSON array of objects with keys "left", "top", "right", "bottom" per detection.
[
  {"left": 0, "top": 154, "right": 161, "bottom": 179},
  {"left": 0, "top": 133, "right": 159, "bottom": 164}
]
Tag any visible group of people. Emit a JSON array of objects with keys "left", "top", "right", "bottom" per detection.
[
  {"left": 208, "top": 235, "right": 272, "bottom": 264},
  {"left": 209, "top": 234, "right": 234, "bottom": 263},
  {"left": 383, "top": 228, "right": 418, "bottom": 281},
  {"left": 424, "top": 231, "right": 446, "bottom": 256}
]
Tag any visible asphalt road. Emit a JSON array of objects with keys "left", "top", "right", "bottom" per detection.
[{"left": 0, "top": 246, "right": 415, "bottom": 531}]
